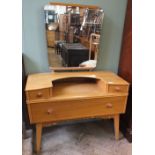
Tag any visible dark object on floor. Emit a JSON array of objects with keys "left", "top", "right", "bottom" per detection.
[
  {"left": 55, "top": 40, "right": 66, "bottom": 55},
  {"left": 61, "top": 43, "right": 89, "bottom": 67}
]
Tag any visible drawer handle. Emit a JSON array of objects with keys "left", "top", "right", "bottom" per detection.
[
  {"left": 37, "top": 92, "right": 42, "bottom": 97},
  {"left": 115, "top": 87, "right": 121, "bottom": 91},
  {"left": 47, "top": 109, "right": 53, "bottom": 115},
  {"left": 106, "top": 103, "right": 113, "bottom": 108}
]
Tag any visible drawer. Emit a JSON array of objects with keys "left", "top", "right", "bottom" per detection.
[
  {"left": 47, "top": 35, "right": 55, "bottom": 40},
  {"left": 29, "top": 96, "right": 127, "bottom": 123},
  {"left": 108, "top": 85, "right": 128, "bottom": 93},
  {"left": 47, "top": 32, "right": 55, "bottom": 37},
  {"left": 27, "top": 88, "right": 50, "bottom": 101},
  {"left": 48, "top": 41, "right": 54, "bottom": 47}
]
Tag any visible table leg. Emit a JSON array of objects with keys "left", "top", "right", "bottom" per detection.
[
  {"left": 114, "top": 114, "right": 120, "bottom": 140},
  {"left": 36, "top": 123, "right": 42, "bottom": 154}
]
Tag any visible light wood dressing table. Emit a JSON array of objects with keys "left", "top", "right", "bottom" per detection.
[{"left": 25, "top": 71, "right": 129, "bottom": 153}]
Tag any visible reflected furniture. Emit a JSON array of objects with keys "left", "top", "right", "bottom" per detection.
[
  {"left": 54, "top": 40, "right": 66, "bottom": 54},
  {"left": 61, "top": 43, "right": 89, "bottom": 67},
  {"left": 44, "top": 2, "right": 104, "bottom": 70},
  {"left": 46, "top": 30, "right": 59, "bottom": 47},
  {"left": 25, "top": 71, "right": 129, "bottom": 153}
]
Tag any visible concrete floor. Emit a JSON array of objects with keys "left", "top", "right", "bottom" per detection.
[
  {"left": 23, "top": 120, "right": 131, "bottom": 155},
  {"left": 48, "top": 48, "right": 63, "bottom": 67}
]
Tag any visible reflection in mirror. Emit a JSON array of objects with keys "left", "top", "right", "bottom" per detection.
[{"left": 44, "top": 3, "right": 104, "bottom": 70}]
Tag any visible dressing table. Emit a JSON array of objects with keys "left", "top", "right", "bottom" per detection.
[
  {"left": 26, "top": 3, "right": 129, "bottom": 154},
  {"left": 25, "top": 71, "right": 129, "bottom": 153}
]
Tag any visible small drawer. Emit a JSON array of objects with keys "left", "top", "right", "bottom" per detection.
[
  {"left": 108, "top": 85, "right": 128, "bottom": 93},
  {"left": 28, "top": 88, "right": 50, "bottom": 100}
]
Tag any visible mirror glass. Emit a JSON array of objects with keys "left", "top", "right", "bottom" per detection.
[{"left": 44, "top": 3, "right": 104, "bottom": 70}]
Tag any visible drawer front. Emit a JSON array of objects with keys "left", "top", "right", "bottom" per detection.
[
  {"left": 108, "top": 85, "right": 128, "bottom": 93},
  {"left": 27, "top": 88, "right": 50, "bottom": 101},
  {"left": 47, "top": 31, "right": 55, "bottom": 38},
  {"left": 48, "top": 40, "right": 54, "bottom": 47},
  {"left": 29, "top": 96, "right": 127, "bottom": 123},
  {"left": 47, "top": 35, "right": 55, "bottom": 40}
]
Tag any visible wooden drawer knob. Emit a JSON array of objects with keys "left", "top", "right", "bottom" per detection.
[
  {"left": 37, "top": 92, "right": 42, "bottom": 97},
  {"left": 47, "top": 109, "right": 53, "bottom": 115},
  {"left": 106, "top": 103, "right": 113, "bottom": 108},
  {"left": 115, "top": 87, "right": 121, "bottom": 91}
]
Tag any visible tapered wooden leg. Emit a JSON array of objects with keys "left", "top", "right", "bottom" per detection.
[
  {"left": 36, "top": 123, "right": 42, "bottom": 154},
  {"left": 114, "top": 114, "right": 120, "bottom": 140}
]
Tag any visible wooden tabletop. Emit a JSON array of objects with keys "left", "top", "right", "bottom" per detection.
[{"left": 25, "top": 71, "right": 129, "bottom": 91}]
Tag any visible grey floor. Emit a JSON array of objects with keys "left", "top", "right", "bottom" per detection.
[
  {"left": 23, "top": 120, "right": 132, "bottom": 155},
  {"left": 48, "top": 48, "right": 63, "bottom": 67}
]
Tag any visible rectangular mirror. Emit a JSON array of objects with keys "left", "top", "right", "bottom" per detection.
[{"left": 44, "top": 2, "right": 104, "bottom": 71}]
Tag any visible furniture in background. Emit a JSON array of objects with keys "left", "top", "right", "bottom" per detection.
[
  {"left": 46, "top": 30, "right": 59, "bottom": 47},
  {"left": 44, "top": 3, "right": 104, "bottom": 71},
  {"left": 69, "top": 14, "right": 80, "bottom": 26},
  {"left": 25, "top": 71, "right": 129, "bottom": 153},
  {"left": 78, "top": 33, "right": 100, "bottom": 68},
  {"left": 54, "top": 40, "right": 66, "bottom": 55},
  {"left": 59, "top": 14, "right": 68, "bottom": 40},
  {"left": 89, "top": 33, "right": 100, "bottom": 60},
  {"left": 75, "top": 35, "right": 97, "bottom": 55},
  {"left": 61, "top": 43, "right": 89, "bottom": 67},
  {"left": 118, "top": 0, "right": 132, "bottom": 142}
]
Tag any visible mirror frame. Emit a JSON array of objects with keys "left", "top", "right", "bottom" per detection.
[{"left": 46, "top": 2, "right": 103, "bottom": 71}]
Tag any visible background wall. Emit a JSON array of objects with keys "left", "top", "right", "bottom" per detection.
[{"left": 23, "top": 0, "right": 127, "bottom": 74}]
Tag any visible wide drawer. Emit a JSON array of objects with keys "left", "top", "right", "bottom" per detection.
[
  {"left": 27, "top": 88, "right": 50, "bottom": 101},
  {"left": 28, "top": 96, "right": 127, "bottom": 123},
  {"left": 108, "top": 85, "right": 128, "bottom": 93}
]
